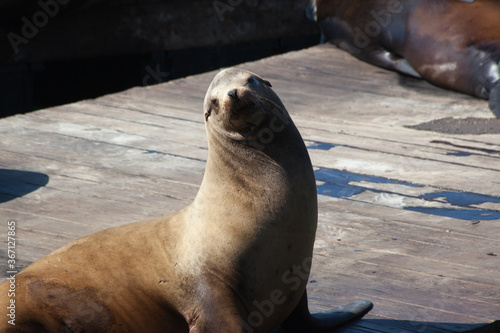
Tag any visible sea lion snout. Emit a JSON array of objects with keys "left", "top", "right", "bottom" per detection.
[
  {"left": 204, "top": 68, "right": 281, "bottom": 137},
  {"left": 228, "top": 88, "right": 238, "bottom": 100},
  {"left": 224, "top": 86, "right": 269, "bottom": 134},
  {"left": 223, "top": 86, "right": 250, "bottom": 112}
]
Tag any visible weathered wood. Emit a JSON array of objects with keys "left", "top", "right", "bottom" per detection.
[{"left": 0, "top": 44, "right": 499, "bottom": 332}]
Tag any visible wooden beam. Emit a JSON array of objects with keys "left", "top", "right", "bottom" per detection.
[{"left": 0, "top": 0, "right": 318, "bottom": 64}]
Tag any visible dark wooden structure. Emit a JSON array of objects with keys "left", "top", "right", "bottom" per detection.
[
  {"left": 0, "top": 44, "right": 499, "bottom": 332},
  {"left": 0, "top": 0, "right": 319, "bottom": 114},
  {"left": 0, "top": 0, "right": 317, "bottom": 63}
]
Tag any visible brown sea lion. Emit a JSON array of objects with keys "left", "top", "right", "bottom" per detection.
[
  {"left": 307, "top": 0, "right": 500, "bottom": 118},
  {"left": 0, "top": 68, "right": 372, "bottom": 332}
]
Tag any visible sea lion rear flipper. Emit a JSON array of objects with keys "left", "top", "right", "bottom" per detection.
[
  {"left": 368, "top": 49, "right": 421, "bottom": 78},
  {"left": 279, "top": 291, "right": 373, "bottom": 332},
  {"left": 335, "top": 39, "right": 421, "bottom": 78},
  {"left": 489, "top": 81, "right": 500, "bottom": 118},
  {"left": 318, "top": 16, "right": 421, "bottom": 79}
]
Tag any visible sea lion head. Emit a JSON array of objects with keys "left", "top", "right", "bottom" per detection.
[{"left": 203, "top": 68, "right": 289, "bottom": 143}]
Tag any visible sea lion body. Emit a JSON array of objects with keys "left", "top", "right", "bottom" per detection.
[
  {"left": 0, "top": 68, "right": 371, "bottom": 332},
  {"left": 309, "top": 0, "right": 500, "bottom": 117}
]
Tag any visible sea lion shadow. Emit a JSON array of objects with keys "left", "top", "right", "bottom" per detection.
[
  {"left": 272, "top": 318, "right": 498, "bottom": 332},
  {"left": 310, "top": 153, "right": 500, "bottom": 221},
  {"left": 395, "top": 72, "right": 486, "bottom": 105},
  {"left": 0, "top": 169, "right": 50, "bottom": 204}
]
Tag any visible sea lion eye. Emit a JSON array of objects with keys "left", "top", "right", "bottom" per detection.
[{"left": 247, "top": 76, "right": 272, "bottom": 87}]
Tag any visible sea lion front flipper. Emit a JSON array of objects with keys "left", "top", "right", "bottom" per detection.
[
  {"left": 278, "top": 290, "right": 373, "bottom": 332},
  {"left": 489, "top": 81, "right": 500, "bottom": 118}
]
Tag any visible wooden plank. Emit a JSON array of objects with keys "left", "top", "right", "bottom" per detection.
[
  {"left": 0, "top": 128, "right": 206, "bottom": 184},
  {"left": 298, "top": 120, "right": 500, "bottom": 168},
  {"left": 309, "top": 257, "right": 500, "bottom": 314},
  {"left": 0, "top": 211, "right": 102, "bottom": 239},
  {"left": 68, "top": 99, "right": 206, "bottom": 131},
  {"left": 316, "top": 214, "right": 500, "bottom": 274},
  {"left": 0, "top": 150, "right": 199, "bottom": 201},
  {"left": 6, "top": 108, "right": 208, "bottom": 159}
]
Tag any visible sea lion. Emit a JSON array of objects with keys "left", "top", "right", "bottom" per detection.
[
  {"left": 307, "top": 0, "right": 500, "bottom": 118},
  {"left": 0, "top": 68, "right": 372, "bottom": 332}
]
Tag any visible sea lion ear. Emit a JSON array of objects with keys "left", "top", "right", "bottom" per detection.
[{"left": 263, "top": 80, "right": 272, "bottom": 87}]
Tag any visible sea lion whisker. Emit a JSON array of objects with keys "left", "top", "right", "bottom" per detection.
[
  {"left": 248, "top": 93, "right": 267, "bottom": 112},
  {"left": 258, "top": 95, "right": 287, "bottom": 116}
]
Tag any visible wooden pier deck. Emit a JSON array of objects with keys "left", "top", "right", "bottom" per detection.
[{"left": 1, "top": 44, "right": 499, "bottom": 332}]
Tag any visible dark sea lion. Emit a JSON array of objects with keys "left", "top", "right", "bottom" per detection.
[
  {"left": 0, "top": 68, "right": 372, "bottom": 332},
  {"left": 308, "top": 0, "right": 500, "bottom": 118}
]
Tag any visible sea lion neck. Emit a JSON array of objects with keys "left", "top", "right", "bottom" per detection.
[
  {"left": 201, "top": 123, "right": 291, "bottom": 193},
  {"left": 193, "top": 121, "right": 316, "bottom": 218}
]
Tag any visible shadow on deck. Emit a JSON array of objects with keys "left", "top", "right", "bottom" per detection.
[{"left": 0, "top": 169, "right": 49, "bottom": 204}]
